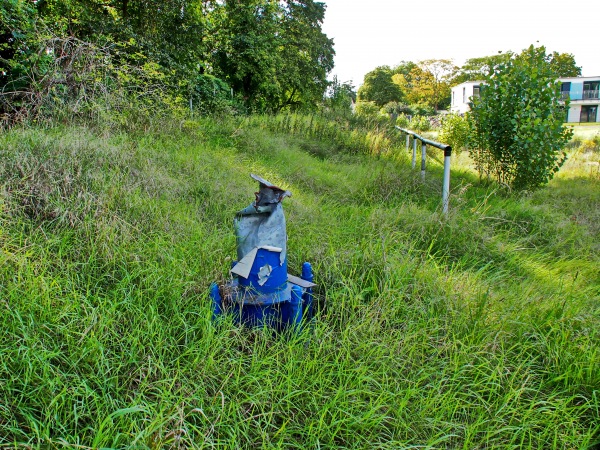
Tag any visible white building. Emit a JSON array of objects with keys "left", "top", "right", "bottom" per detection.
[
  {"left": 450, "top": 81, "right": 483, "bottom": 115},
  {"left": 560, "top": 76, "right": 599, "bottom": 123},
  {"left": 450, "top": 76, "right": 600, "bottom": 123}
]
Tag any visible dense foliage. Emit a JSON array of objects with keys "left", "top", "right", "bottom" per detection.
[
  {"left": 356, "top": 66, "right": 403, "bottom": 107},
  {"left": 451, "top": 53, "right": 513, "bottom": 84},
  {"left": 469, "top": 45, "right": 572, "bottom": 190},
  {"left": 0, "top": 0, "right": 37, "bottom": 89},
  {"left": 0, "top": 0, "right": 334, "bottom": 120}
]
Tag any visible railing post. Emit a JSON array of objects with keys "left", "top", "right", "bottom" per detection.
[
  {"left": 420, "top": 141, "right": 426, "bottom": 180},
  {"left": 442, "top": 147, "right": 452, "bottom": 215},
  {"left": 395, "top": 126, "right": 452, "bottom": 214}
]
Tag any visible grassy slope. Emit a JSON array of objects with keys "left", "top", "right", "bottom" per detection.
[{"left": 0, "top": 118, "right": 598, "bottom": 448}]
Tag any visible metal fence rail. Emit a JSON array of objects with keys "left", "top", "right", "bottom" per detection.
[{"left": 396, "top": 126, "right": 452, "bottom": 215}]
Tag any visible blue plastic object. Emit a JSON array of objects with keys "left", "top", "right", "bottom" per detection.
[
  {"left": 301, "top": 262, "right": 314, "bottom": 319},
  {"left": 237, "top": 247, "right": 288, "bottom": 294},
  {"left": 210, "top": 174, "right": 316, "bottom": 331}
]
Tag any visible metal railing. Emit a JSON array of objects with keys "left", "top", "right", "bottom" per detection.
[
  {"left": 396, "top": 127, "right": 452, "bottom": 215},
  {"left": 560, "top": 90, "right": 599, "bottom": 100}
]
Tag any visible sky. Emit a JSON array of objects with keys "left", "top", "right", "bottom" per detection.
[{"left": 321, "top": 0, "right": 600, "bottom": 87}]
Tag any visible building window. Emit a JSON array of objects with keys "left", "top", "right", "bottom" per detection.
[
  {"left": 452, "top": 91, "right": 455, "bottom": 105},
  {"left": 463, "top": 87, "right": 466, "bottom": 103},
  {"left": 560, "top": 82, "right": 571, "bottom": 100},
  {"left": 580, "top": 105, "right": 598, "bottom": 123},
  {"left": 473, "top": 85, "right": 480, "bottom": 99}
]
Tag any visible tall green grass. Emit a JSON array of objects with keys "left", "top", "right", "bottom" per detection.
[
  {"left": 247, "top": 113, "right": 406, "bottom": 160},
  {"left": 0, "top": 116, "right": 598, "bottom": 448}
]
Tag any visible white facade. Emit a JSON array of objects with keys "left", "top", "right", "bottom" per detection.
[
  {"left": 450, "top": 76, "right": 600, "bottom": 123},
  {"left": 450, "top": 81, "right": 483, "bottom": 114},
  {"left": 567, "top": 105, "right": 581, "bottom": 123}
]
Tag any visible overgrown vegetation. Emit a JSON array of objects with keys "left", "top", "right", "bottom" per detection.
[
  {"left": 1, "top": 3, "right": 598, "bottom": 446},
  {"left": 0, "top": 0, "right": 334, "bottom": 122},
  {"left": 0, "top": 115, "right": 598, "bottom": 447}
]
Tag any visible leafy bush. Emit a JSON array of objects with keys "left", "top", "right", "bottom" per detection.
[
  {"left": 324, "top": 76, "right": 355, "bottom": 118},
  {"left": 1, "top": 0, "right": 336, "bottom": 122},
  {"left": 439, "top": 113, "right": 471, "bottom": 151},
  {"left": 190, "top": 74, "right": 240, "bottom": 116},
  {"left": 354, "top": 101, "right": 380, "bottom": 119},
  {"left": 357, "top": 66, "right": 403, "bottom": 106},
  {"left": 382, "top": 101, "right": 411, "bottom": 116},
  {"left": 470, "top": 45, "right": 572, "bottom": 190},
  {"left": 1, "top": 36, "right": 109, "bottom": 124},
  {"left": 0, "top": 35, "right": 190, "bottom": 127},
  {"left": 409, "top": 102, "right": 435, "bottom": 117},
  {"left": 408, "top": 115, "right": 430, "bottom": 132},
  {"left": 395, "top": 113, "right": 410, "bottom": 128}
]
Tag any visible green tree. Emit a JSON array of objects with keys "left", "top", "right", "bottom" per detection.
[
  {"left": 2, "top": 0, "right": 335, "bottom": 117},
  {"left": 453, "top": 52, "right": 513, "bottom": 84},
  {"left": 357, "top": 66, "right": 403, "bottom": 107},
  {"left": 36, "top": 0, "right": 208, "bottom": 100},
  {"left": 469, "top": 45, "right": 572, "bottom": 190},
  {"left": 37, "top": 0, "right": 206, "bottom": 66},
  {"left": 454, "top": 50, "right": 581, "bottom": 84},
  {"left": 392, "top": 59, "right": 456, "bottom": 111},
  {"left": 417, "top": 59, "right": 456, "bottom": 111},
  {"left": 209, "top": 0, "right": 333, "bottom": 112},
  {"left": 273, "top": 0, "right": 334, "bottom": 111},
  {"left": 36, "top": 0, "right": 118, "bottom": 37},
  {"left": 548, "top": 51, "right": 581, "bottom": 77},
  {"left": 210, "top": 0, "right": 281, "bottom": 110},
  {"left": 393, "top": 61, "right": 418, "bottom": 77}
]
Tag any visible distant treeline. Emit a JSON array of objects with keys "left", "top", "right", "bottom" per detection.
[{"left": 357, "top": 52, "right": 581, "bottom": 113}]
